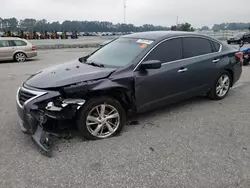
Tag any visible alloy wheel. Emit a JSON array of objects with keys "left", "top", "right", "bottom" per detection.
[
  {"left": 86, "top": 103, "right": 120, "bottom": 138},
  {"left": 216, "top": 75, "right": 230, "bottom": 97}
]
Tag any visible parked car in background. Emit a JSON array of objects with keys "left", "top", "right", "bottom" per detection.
[
  {"left": 227, "top": 32, "right": 250, "bottom": 44},
  {"left": 0, "top": 37, "right": 37, "bottom": 62},
  {"left": 16, "top": 31, "right": 242, "bottom": 155}
]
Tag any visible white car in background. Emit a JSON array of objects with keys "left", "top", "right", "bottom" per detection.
[{"left": 0, "top": 37, "right": 37, "bottom": 62}]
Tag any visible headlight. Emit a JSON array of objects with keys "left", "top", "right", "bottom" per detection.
[{"left": 45, "top": 99, "right": 85, "bottom": 112}]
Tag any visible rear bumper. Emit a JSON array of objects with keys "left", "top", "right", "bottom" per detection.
[
  {"left": 26, "top": 51, "right": 37, "bottom": 58},
  {"left": 227, "top": 39, "right": 239, "bottom": 44},
  {"left": 232, "top": 62, "right": 242, "bottom": 85}
]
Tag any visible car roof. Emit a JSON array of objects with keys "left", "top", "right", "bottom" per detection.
[{"left": 121, "top": 31, "right": 211, "bottom": 40}]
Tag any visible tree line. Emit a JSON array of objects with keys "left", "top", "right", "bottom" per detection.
[
  {"left": 0, "top": 17, "right": 198, "bottom": 33},
  {"left": 0, "top": 17, "right": 171, "bottom": 33},
  {"left": 200, "top": 23, "right": 250, "bottom": 31},
  {"left": 1, "top": 17, "right": 248, "bottom": 33}
]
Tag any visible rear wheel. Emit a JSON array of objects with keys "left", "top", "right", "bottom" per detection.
[
  {"left": 207, "top": 71, "right": 231, "bottom": 100},
  {"left": 77, "top": 96, "right": 126, "bottom": 140},
  {"left": 243, "top": 59, "right": 250, "bottom": 66},
  {"left": 14, "top": 52, "right": 26, "bottom": 62},
  {"left": 240, "top": 40, "right": 244, "bottom": 46}
]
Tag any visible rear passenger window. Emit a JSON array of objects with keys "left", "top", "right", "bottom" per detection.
[
  {"left": 143, "top": 38, "right": 182, "bottom": 63},
  {"left": 183, "top": 37, "right": 213, "bottom": 58},
  {"left": 14, "top": 40, "right": 27, "bottom": 46},
  {"left": 211, "top": 41, "right": 221, "bottom": 52},
  {"left": 0, "top": 40, "right": 9, "bottom": 47}
]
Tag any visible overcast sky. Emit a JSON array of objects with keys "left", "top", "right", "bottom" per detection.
[{"left": 1, "top": 0, "right": 249, "bottom": 27}]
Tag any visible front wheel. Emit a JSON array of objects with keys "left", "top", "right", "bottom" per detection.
[
  {"left": 77, "top": 97, "right": 126, "bottom": 140},
  {"left": 207, "top": 71, "right": 232, "bottom": 100}
]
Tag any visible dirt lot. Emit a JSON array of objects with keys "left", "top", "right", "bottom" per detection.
[{"left": 0, "top": 48, "right": 250, "bottom": 188}]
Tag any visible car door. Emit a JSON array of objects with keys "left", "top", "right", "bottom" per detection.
[
  {"left": 8, "top": 40, "right": 18, "bottom": 55},
  {"left": 182, "top": 37, "right": 221, "bottom": 92},
  {"left": 0, "top": 40, "right": 15, "bottom": 60},
  {"left": 134, "top": 38, "right": 192, "bottom": 112}
]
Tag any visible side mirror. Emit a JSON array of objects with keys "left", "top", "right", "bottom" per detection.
[{"left": 141, "top": 60, "right": 162, "bottom": 70}]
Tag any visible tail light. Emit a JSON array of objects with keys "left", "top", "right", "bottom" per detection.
[
  {"left": 32, "top": 45, "right": 36, "bottom": 51},
  {"left": 235, "top": 52, "right": 243, "bottom": 64}
]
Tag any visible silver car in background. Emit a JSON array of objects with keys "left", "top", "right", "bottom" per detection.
[{"left": 0, "top": 37, "right": 37, "bottom": 62}]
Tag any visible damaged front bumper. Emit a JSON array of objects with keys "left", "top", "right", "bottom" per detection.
[
  {"left": 17, "top": 103, "right": 54, "bottom": 157},
  {"left": 16, "top": 85, "right": 85, "bottom": 157}
]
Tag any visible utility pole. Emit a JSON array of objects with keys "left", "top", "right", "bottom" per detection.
[{"left": 124, "top": 0, "right": 127, "bottom": 24}]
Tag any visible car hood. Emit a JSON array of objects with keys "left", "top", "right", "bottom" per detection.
[{"left": 25, "top": 59, "right": 116, "bottom": 89}]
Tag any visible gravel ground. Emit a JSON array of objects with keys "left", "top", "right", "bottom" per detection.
[{"left": 0, "top": 47, "right": 250, "bottom": 188}]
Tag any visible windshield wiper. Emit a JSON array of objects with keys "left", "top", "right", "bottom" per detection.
[
  {"left": 86, "top": 61, "right": 105, "bottom": 68},
  {"left": 79, "top": 55, "right": 90, "bottom": 63}
]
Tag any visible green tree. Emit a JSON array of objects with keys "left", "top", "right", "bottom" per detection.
[
  {"left": 180, "top": 23, "right": 194, "bottom": 31},
  {"left": 201, "top": 26, "right": 209, "bottom": 31},
  {"left": 20, "top": 18, "right": 36, "bottom": 32},
  {"left": 171, "top": 23, "right": 194, "bottom": 31},
  {"left": 0, "top": 17, "right": 2, "bottom": 31},
  {"left": 171, "top": 25, "right": 177, "bottom": 31},
  {"left": 35, "top": 19, "right": 48, "bottom": 32}
]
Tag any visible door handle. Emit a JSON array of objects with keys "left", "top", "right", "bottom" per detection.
[
  {"left": 213, "top": 59, "right": 220, "bottom": 63},
  {"left": 178, "top": 68, "right": 188, "bottom": 73}
]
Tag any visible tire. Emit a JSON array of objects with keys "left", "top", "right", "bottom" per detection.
[
  {"left": 77, "top": 96, "right": 126, "bottom": 140},
  {"left": 227, "top": 41, "right": 231, "bottom": 44},
  {"left": 243, "top": 59, "right": 250, "bottom": 66},
  {"left": 207, "top": 71, "right": 232, "bottom": 100},
  {"left": 21, "top": 129, "right": 30, "bottom": 135},
  {"left": 14, "top": 52, "right": 26, "bottom": 62},
  {"left": 240, "top": 40, "right": 244, "bottom": 46}
]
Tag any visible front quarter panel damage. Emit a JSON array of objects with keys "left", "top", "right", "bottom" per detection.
[
  {"left": 62, "top": 72, "right": 136, "bottom": 112},
  {"left": 28, "top": 71, "right": 135, "bottom": 157}
]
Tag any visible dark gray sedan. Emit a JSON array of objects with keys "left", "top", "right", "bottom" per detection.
[{"left": 16, "top": 31, "right": 242, "bottom": 155}]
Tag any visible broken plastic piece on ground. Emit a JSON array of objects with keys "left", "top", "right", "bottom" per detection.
[
  {"left": 128, "top": 120, "right": 139, "bottom": 126},
  {"left": 31, "top": 126, "right": 53, "bottom": 157}
]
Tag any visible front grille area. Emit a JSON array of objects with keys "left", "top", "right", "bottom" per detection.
[{"left": 18, "top": 89, "right": 36, "bottom": 106}]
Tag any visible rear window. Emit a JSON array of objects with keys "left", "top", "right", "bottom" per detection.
[
  {"left": 0, "top": 40, "right": 9, "bottom": 47},
  {"left": 183, "top": 37, "right": 213, "bottom": 58},
  {"left": 14, "top": 40, "right": 27, "bottom": 46}
]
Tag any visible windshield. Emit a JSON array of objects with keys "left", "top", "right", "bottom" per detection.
[
  {"left": 87, "top": 38, "right": 154, "bottom": 67},
  {"left": 233, "top": 33, "right": 244, "bottom": 38}
]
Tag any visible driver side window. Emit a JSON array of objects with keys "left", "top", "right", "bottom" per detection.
[{"left": 143, "top": 38, "right": 182, "bottom": 63}]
